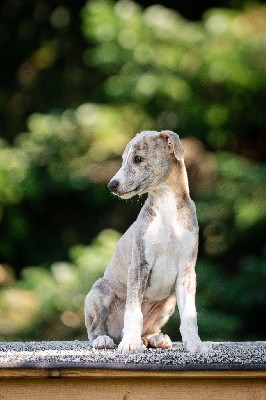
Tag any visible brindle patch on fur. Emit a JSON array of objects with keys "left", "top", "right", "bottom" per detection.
[
  {"left": 183, "top": 267, "right": 196, "bottom": 293},
  {"left": 181, "top": 208, "right": 198, "bottom": 232},
  {"left": 134, "top": 140, "right": 149, "bottom": 154},
  {"left": 94, "top": 279, "right": 113, "bottom": 297},
  {"left": 126, "top": 201, "right": 157, "bottom": 309},
  {"left": 191, "top": 243, "right": 198, "bottom": 261}
]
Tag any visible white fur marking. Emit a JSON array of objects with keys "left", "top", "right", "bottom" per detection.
[
  {"left": 118, "top": 309, "right": 145, "bottom": 353},
  {"left": 144, "top": 189, "right": 196, "bottom": 300},
  {"left": 123, "top": 309, "right": 143, "bottom": 338}
]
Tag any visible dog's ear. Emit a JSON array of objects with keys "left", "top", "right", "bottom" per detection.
[{"left": 157, "top": 130, "right": 185, "bottom": 161}]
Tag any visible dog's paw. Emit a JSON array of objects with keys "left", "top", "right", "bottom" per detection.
[
  {"left": 92, "top": 335, "right": 114, "bottom": 349},
  {"left": 184, "top": 339, "right": 212, "bottom": 353},
  {"left": 118, "top": 337, "right": 146, "bottom": 353},
  {"left": 149, "top": 333, "right": 172, "bottom": 349}
]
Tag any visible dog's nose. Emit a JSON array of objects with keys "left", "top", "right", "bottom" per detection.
[{"left": 108, "top": 179, "right": 119, "bottom": 192}]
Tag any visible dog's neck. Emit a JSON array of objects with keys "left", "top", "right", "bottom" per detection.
[
  {"left": 150, "top": 158, "right": 190, "bottom": 205},
  {"left": 165, "top": 159, "right": 190, "bottom": 199}
]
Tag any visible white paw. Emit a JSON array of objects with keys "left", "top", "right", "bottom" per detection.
[
  {"left": 92, "top": 335, "right": 114, "bottom": 349},
  {"left": 149, "top": 333, "right": 172, "bottom": 349},
  {"left": 118, "top": 337, "right": 146, "bottom": 353},
  {"left": 184, "top": 339, "right": 212, "bottom": 353}
]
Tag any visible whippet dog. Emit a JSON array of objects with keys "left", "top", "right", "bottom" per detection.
[{"left": 84, "top": 130, "right": 211, "bottom": 353}]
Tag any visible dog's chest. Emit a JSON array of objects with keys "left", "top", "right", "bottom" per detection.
[{"left": 143, "top": 196, "right": 196, "bottom": 300}]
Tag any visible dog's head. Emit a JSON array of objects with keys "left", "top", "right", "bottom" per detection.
[{"left": 108, "top": 130, "right": 185, "bottom": 199}]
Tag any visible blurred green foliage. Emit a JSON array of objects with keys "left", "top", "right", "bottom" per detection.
[
  {"left": 82, "top": 0, "right": 266, "bottom": 151},
  {"left": 0, "top": 230, "right": 120, "bottom": 340},
  {"left": 0, "top": 0, "right": 265, "bottom": 342}
]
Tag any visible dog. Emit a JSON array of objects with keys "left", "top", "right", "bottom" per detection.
[{"left": 84, "top": 130, "right": 211, "bottom": 353}]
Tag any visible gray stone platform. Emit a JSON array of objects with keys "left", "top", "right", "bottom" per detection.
[{"left": 0, "top": 341, "right": 265, "bottom": 371}]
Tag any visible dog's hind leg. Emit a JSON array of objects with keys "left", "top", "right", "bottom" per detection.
[
  {"left": 84, "top": 278, "right": 116, "bottom": 349},
  {"left": 141, "top": 294, "right": 176, "bottom": 349}
]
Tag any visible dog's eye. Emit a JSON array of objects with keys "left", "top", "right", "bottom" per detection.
[{"left": 134, "top": 155, "right": 142, "bottom": 164}]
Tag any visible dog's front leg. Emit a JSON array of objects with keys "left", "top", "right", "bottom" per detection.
[
  {"left": 118, "top": 238, "right": 149, "bottom": 353},
  {"left": 176, "top": 262, "right": 212, "bottom": 353}
]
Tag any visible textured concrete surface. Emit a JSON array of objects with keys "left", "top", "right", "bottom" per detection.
[{"left": 0, "top": 341, "right": 265, "bottom": 370}]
